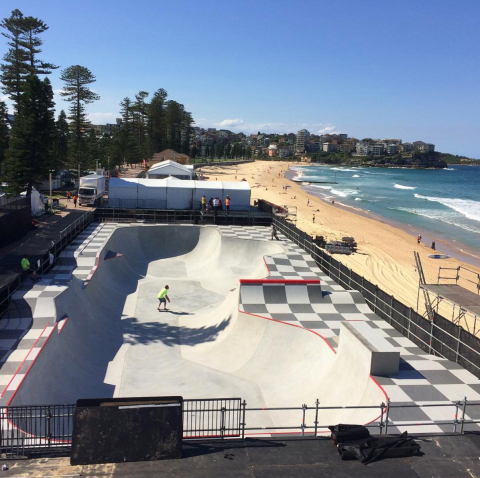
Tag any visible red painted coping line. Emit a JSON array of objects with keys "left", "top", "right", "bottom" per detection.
[
  {"left": 104, "top": 254, "right": 124, "bottom": 261},
  {"left": 0, "top": 323, "right": 51, "bottom": 398},
  {"left": 84, "top": 252, "right": 101, "bottom": 287},
  {"left": 57, "top": 317, "right": 69, "bottom": 334},
  {"left": 5, "top": 323, "right": 72, "bottom": 444},
  {"left": 240, "top": 279, "right": 320, "bottom": 285}
]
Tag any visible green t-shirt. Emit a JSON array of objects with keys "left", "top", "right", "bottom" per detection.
[
  {"left": 158, "top": 288, "right": 168, "bottom": 299},
  {"left": 21, "top": 258, "right": 30, "bottom": 271}
]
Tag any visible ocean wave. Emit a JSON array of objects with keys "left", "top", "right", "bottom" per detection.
[
  {"left": 355, "top": 197, "right": 362, "bottom": 201},
  {"left": 443, "top": 168, "right": 456, "bottom": 171},
  {"left": 352, "top": 174, "right": 361, "bottom": 178},
  {"left": 393, "top": 207, "right": 480, "bottom": 234},
  {"left": 414, "top": 194, "right": 480, "bottom": 222},
  {"left": 394, "top": 184, "right": 417, "bottom": 190}
]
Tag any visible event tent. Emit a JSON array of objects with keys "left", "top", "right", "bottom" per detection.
[{"left": 108, "top": 178, "right": 251, "bottom": 210}]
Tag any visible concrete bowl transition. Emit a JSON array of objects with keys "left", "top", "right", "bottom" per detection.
[{"left": 9, "top": 225, "right": 388, "bottom": 432}]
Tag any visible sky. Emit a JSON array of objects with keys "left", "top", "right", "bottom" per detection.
[{"left": 1, "top": 0, "right": 480, "bottom": 157}]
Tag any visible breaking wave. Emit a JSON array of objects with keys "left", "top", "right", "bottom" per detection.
[
  {"left": 414, "top": 194, "right": 480, "bottom": 222},
  {"left": 394, "top": 184, "right": 417, "bottom": 190}
]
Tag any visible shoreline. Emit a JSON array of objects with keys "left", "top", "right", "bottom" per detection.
[
  {"left": 289, "top": 170, "right": 480, "bottom": 269},
  {"left": 199, "top": 160, "right": 480, "bottom": 319}
]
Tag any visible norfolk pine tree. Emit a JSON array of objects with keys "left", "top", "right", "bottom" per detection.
[
  {"left": 0, "top": 9, "right": 57, "bottom": 108},
  {"left": 4, "top": 75, "right": 56, "bottom": 196},
  {"left": 60, "top": 65, "right": 100, "bottom": 169}
]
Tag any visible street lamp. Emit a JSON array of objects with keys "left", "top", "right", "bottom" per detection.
[{"left": 49, "top": 169, "right": 55, "bottom": 210}]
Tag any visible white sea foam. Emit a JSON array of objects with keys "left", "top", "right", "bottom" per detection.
[
  {"left": 394, "top": 207, "right": 480, "bottom": 234},
  {"left": 394, "top": 184, "right": 417, "bottom": 190},
  {"left": 414, "top": 194, "right": 480, "bottom": 222},
  {"left": 352, "top": 174, "right": 361, "bottom": 178},
  {"left": 443, "top": 168, "right": 456, "bottom": 171},
  {"left": 355, "top": 197, "right": 362, "bottom": 201}
]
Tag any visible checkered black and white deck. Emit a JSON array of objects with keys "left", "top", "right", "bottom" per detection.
[{"left": 0, "top": 223, "right": 478, "bottom": 433}]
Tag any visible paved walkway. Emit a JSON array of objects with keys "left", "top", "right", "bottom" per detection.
[{"left": 3, "top": 435, "right": 480, "bottom": 477}]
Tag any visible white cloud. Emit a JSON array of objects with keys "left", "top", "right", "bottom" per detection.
[
  {"left": 87, "top": 112, "right": 118, "bottom": 124},
  {"left": 317, "top": 125, "right": 337, "bottom": 134},
  {"left": 215, "top": 118, "right": 244, "bottom": 128}
]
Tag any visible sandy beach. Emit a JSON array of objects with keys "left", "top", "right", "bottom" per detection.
[{"left": 199, "top": 160, "right": 480, "bottom": 329}]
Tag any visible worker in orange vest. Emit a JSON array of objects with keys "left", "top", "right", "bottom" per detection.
[{"left": 225, "top": 195, "right": 231, "bottom": 213}]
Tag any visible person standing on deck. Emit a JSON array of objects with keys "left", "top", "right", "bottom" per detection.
[{"left": 225, "top": 195, "right": 230, "bottom": 213}]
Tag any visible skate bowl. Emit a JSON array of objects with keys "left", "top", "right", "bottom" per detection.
[{"left": 8, "top": 225, "right": 388, "bottom": 432}]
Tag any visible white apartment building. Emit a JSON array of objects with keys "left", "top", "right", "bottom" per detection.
[{"left": 295, "top": 129, "right": 310, "bottom": 153}]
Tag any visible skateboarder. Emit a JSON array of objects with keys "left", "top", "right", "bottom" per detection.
[{"left": 157, "top": 285, "right": 170, "bottom": 311}]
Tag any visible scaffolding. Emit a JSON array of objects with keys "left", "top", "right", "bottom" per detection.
[{"left": 416, "top": 259, "right": 480, "bottom": 337}]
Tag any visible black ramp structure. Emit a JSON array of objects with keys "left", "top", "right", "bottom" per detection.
[{"left": 71, "top": 396, "right": 183, "bottom": 465}]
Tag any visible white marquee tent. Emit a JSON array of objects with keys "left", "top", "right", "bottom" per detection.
[{"left": 108, "top": 178, "right": 251, "bottom": 210}]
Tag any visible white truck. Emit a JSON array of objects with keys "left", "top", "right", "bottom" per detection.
[{"left": 78, "top": 174, "right": 106, "bottom": 206}]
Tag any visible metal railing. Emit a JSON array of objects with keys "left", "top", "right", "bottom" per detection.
[
  {"left": 94, "top": 207, "right": 271, "bottom": 226},
  {"left": 0, "top": 212, "right": 94, "bottom": 317},
  {"left": 1, "top": 405, "right": 75, "bottom": 458},
  {"left": 1, "top": 398, "right": 479, "bottom": 457},
  {"left": 272, "top": 214, "right": 480, "bottom": 379},
  {"left": 183, "top": 398, "right": 242, "bottom": 439},
  {"left": 438, "top": 265, "right": 480, "bottom": 294}
]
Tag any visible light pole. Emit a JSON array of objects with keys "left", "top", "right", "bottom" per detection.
[
  {"left": 95, "top": 159, "right": 99, "bottom": 172},
  {"left": 49, "top": 170, "right": 53, "bottom": 208},
  {"left": 78, "top": 163, "right": 81, "bottom": 190}
]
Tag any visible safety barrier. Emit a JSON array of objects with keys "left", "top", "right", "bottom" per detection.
[
  {"left": 1, "top": 398, "right": 479, "bottom": 457},
  {"left": 272, "top": 214, "right": 480, "bottom": 379}
]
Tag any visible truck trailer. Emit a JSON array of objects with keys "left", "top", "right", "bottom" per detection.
[{"left": 78, "top": 174, "right": 106, "bottom": 206}]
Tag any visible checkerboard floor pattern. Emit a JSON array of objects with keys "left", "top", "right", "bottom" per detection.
[
  {"left": 222, "top": 226, "right": 480, "bottom": 434},
  {"left": 0, "top": 223, "right": 478, "bottom": 433},
  {"left": 0, "top": 222, "right": 118, "bottom": 404}
]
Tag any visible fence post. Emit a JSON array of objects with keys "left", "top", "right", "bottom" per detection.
[
  {"left": 46, "top": 406, "right": 52, "bottom": 450},
  {"left": 460, "top": 397, "right": 467, "bottom": 434},
  {"left": 301, "top": 404, "right": 307, "bottom": 437},
  {"left": 407, "top": 308, "right": 412, "bottom": 339},
  {"left": 374, "top": 287, "right": 378, "bottom": 314},
  {"left": 429, "top": 314, "right": 435, "bottom": 355},
  {"left": 379, "top": 402, "right": 385, "bottom": 435},
  {"left": 241, "top": 400, "right": 247, "bottom": 440},
  {"left": 220, "top": 406, "right": 226, "bottom": 439},
  {"left": 455, "top": 326, "right": 461, "bottom": 363},
  {"left": 384, "top": 399, "right": 390, "bottom": 435},
  {"left": 314, "top": 399, "right": 319, "bottom": 438},
  {"left": 453, "top": 400, "right": 460, "bottom": 433}
]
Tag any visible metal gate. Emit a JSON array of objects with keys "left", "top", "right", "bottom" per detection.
[{"left": 182, "top": 398, "right": 243, "bottom": 439}]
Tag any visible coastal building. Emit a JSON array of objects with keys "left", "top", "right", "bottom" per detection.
[
  {"left": 371, "top": 143, "right": 385, "bottom": 156},
  {"left": 323, "top": 143, "right": 339, "bottom": 153},
  {"left": 295, "top": 129, "right": 310, "bottom": 153},
  {"left": 150, "top": 149, "right": 190, "bottom": 165},
  {"left": 386, "top": 144, "right": 399, "bottom": 155},
  {"left": 383, "top": 138, "right": 402, "bottom": 145},
  {"left": 402, "top": 142, "right": 413, "bottom": 152},
  {"left": 268, "top": 144, "right": 278, "bottom": 157},
  {"left": 413, "top": 141, "right": 435, "bottom": 153},
  {"left": 279, "top": 147, "right": 293, "bottom": 158},
  {"left": 355, "top": 142, "right": 371, "bottom": 156}
]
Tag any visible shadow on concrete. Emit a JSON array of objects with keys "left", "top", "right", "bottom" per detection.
[{"left": 128, "top": 317, "right": 232, "bottom": 348}]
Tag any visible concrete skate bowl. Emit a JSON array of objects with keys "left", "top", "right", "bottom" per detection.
[{"left": 8, "top": 225, "right": 387, "bottom": 436}]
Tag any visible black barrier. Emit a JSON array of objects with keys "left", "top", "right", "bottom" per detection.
[
  {"left": 71, "top": 397, "right": 183, "bottom": 465},
  {"left": 0, "top": 197, "right": 31, "bottom": 248},
  {"left": 272, "top": 214, "right": 480, "bottom": 378}
]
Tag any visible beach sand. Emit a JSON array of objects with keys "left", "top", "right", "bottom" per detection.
[{"left": 199, "top": 160, "right": 480, "bottom": 331}]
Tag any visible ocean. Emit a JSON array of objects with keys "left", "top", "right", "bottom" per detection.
[{"left": 290, "top": 164, "right": 480, "bottom": 264}]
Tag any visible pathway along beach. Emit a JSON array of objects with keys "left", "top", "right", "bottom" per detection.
[{"left": 199, "top": 160, "right": 480, "bottom": 325}]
